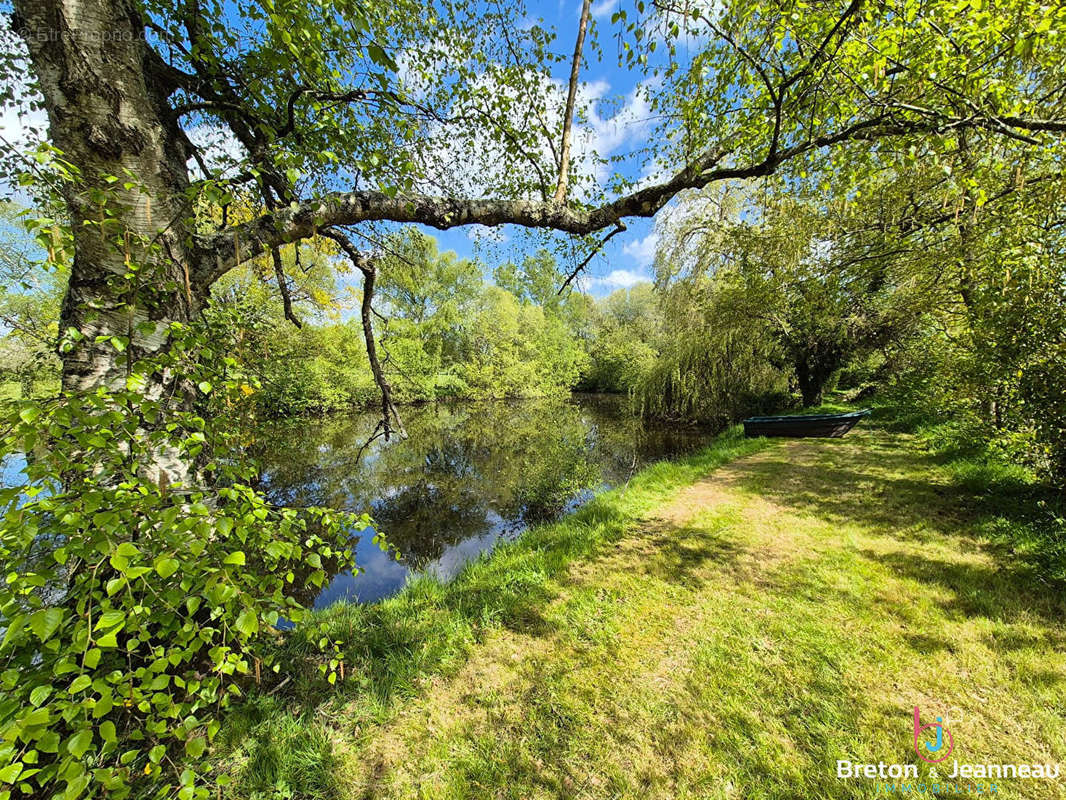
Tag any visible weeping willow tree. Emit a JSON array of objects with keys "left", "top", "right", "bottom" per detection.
[
  {"left": 636, "top": 277, "right": 789, "bottom": 425},
  {"left": 641, "top": 133, "right": 1066, "bottom": 472},
  {"left": 637, "top": 183, "right": 897, "bottom": 422},
  {"left": 637, "top": 186, "right": 786, "bottom": 424}
]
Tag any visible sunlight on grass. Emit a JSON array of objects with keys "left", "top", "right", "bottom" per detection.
[{"left": 218, "top": 422, "right": 1066, "bottom": 800}]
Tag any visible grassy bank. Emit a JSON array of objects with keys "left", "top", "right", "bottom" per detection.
[
  {"left": 217, "top": 425, "right": 773, "bottom": 795},
  {"left": 218, "top": 415, "right": 1066, "bottom": 799}
]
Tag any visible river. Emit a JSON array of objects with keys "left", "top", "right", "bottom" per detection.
[{"left": 253, "top": 393, "right": 712, "bottom": 608}]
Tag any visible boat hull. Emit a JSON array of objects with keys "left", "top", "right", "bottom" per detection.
[{"left": 742, "top": 410, "right": 871, "bottom": 439}]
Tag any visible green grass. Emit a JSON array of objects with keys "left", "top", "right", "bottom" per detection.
[
  {"left": 217, "top": 425, "right": 774, "bottom": 798},
  {"left": 217, "top": 417, "right": 1066, "bottom": 800},
  {"left": 870, "top": 399, "right": 1066, "bottom": 585}
]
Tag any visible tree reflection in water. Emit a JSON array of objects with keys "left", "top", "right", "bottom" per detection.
[{"left": 252, "top": 394, "right": 710, "bottom": 606}]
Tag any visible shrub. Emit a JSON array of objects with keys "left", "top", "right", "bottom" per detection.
[{"left": 0, "top": 323, "right": 369, "bottom": 800}]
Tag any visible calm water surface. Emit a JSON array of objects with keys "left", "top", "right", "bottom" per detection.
[{"left": 254, "top": 394, "right": 711, "bottom": 608}]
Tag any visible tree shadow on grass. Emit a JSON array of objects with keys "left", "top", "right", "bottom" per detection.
[
  {"left": 625, "top": 519, "right": 750, "bottom": 590},
  {"left": 719, "top": 433, "right": 969, "bottom": 534},
  {"left": 857, "top": 548, "right": 1066, "bottom": 630},
  {"left": 708, "top": 430, "right": 1066, "bottom": 639},
  {"left": 219, "top": 490, "right": 754, "bottom": 796},
  {"left": 724, "top": 430, "right": 1066, "bottom": 589}
]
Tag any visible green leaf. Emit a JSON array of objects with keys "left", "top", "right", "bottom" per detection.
[
  {"left": 1, "top": 614, "right": 24, "bottom": 650},
  {"left": 99, "top": 721, "right": 117, "bottom": 743},
  {"left": 96, "top": 630, "right": 119, "bottom": 649},
  {"left": 67, "top": 729, "right": 92, "bottom": 758},
  {"left": 154, "top": 557, "right": 180, "bottom": 579},
  {"left": 366, "top": 42, "right": 396, "bottom": 70},
  {"left": 234, "top": 609, "right": 259, "bottom": 637},
  {"left": 68, "top": 675, "right": 91, "bottom": 694},
  {"left": 29, "top": 685, "right": 52, "bottom": 707},
  {"left": 95, "top": 610, "right": 125, "bottom": 632},
  {"left": 185, "top": 736, "right": 206, "bottom": 758},
  {"left": 223, "top": 551, "right": 246, "bottom": 566},
  {"left": 114, "top": 542, "right": 140, "bottom": 558},
  {"left": 21, "top": 708, "right": 49, "bottom": 728},
  {"left": 83, "top": 648, "right": 101, "bottom": 669},
  {"left": 28, "top": 608, "right": 63, "bottom": 642}
]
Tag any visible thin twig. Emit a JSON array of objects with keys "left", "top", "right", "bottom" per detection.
[{"left": 558, "top": 221, "right": 627, "bottom": 295}]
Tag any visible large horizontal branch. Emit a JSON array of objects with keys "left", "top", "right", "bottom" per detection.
[
  {"left": 194, "top": 143, "right": 721, "bottom": 285},
  {"left": 194, "top": 111, "right": 1066, "bottom": 287}
]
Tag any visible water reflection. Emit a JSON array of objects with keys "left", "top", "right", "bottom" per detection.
[{"left": 253, "top": 394, "right": 709, "bottom": 607}]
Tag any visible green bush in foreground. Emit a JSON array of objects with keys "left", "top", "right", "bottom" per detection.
[{"left": 0, "top": 324, "right": 369, "bottom": 800}]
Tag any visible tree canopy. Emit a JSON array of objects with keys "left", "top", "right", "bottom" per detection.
[{"left": 2, "top": 1, "right": 1066, "bottom": 798}]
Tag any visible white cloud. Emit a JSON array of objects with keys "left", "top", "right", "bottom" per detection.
[
  {"left": 590, "top": 269, "right": 649, "bottom": 290},
  {"left": 0, "top": 103, "right": 47, "bottom": 157},
  {"left": 621, "top": 230, "right": 659, "bottom": 268},
  {"left": 0, "top": 33, "right": 48, "bottom": 170},
  {"left": 591, "top": 0, "right": 619, "bottom": 20},
  {"left": 572, "top": 81, "right": 653, "bottom": 190},
  {"left": 410, "top": 63, "right": 653, "bottom": 204},
  {"left": 186, "top": 124, "right": 248, "bottom": 177}
]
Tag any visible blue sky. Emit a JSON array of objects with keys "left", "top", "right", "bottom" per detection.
[
  {"left": 0, "top": 0, "right": 662, "bottom": 298},
  {"left": 417, "top": 0, "right": 660, "bottom": 297}
]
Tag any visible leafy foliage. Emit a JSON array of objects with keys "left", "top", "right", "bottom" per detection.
[
  {"left": 0, "top": 203, "right": 63, "bottom": 399},
  {"left": 573, "top": 283, "right": 659, "bottom": 395},
  {"left": 0, "top": 320, "right": 368, "bottom": 800},
  {"left": 210, "top": 231, "right": 594, "bottom": 415}
]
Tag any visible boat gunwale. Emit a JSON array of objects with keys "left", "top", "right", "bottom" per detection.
[{"left": 741, "top": 409, "right": 872, "bottom": 424}]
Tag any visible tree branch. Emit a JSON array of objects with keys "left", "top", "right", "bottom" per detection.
[
  {"left": 197, "top": 112, "right": 1066, "bottom": 285},
  {"left": 270, "top": 246, "right": 302, "bottom": 328},
  {"left": 319, "top": 230, "right": 405, "bottom": 441},
  {"left": 558, "top": 221, "right": 628, "bottom": 295}
]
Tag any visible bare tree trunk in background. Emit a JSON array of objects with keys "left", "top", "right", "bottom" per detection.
[{"left": 553, "top": 0, "right": 592, "bottom": 204}]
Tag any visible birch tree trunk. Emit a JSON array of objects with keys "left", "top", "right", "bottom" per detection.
[
  {"left": 14, "top": 0, "right": 203, "bottom": 480},
  {"left": 14, "top": 0, "right": 200, "bottom": 382}
]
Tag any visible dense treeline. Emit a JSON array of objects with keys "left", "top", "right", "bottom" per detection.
[
  {"left": 638, "top": 156, "right": 1066, "bottom": 481},
  {"left": 0, "top": 218, "right": 660, "bottom": 412},
  {"left": 183, "top": 230, "right": 656, "bottom": 415},
  {"left": 4, "top": 186, "right": 1064, "bottom": 482}
]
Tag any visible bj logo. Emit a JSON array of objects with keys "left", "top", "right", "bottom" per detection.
[{"left": 913, "top": 706, "right": 954, "bottom": 763}]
